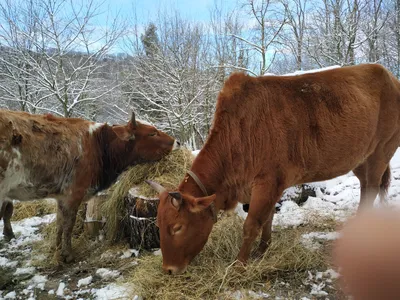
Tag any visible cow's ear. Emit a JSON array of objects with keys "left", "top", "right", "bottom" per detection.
[
  {"left": 112, "top": 125, "right": 135, "bottom": 141},
  {"left": 189, "top": 194, "right": 216, "bottom": 213}
]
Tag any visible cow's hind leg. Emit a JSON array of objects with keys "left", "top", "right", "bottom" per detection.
[
  {"left": 56, "top": 200, "right": 79, "bottom": 263},
  {"left": 252, "top": 209, "right": 275, "bottom": 259},
  {"left": 2, "top": 201, "right": 15, "bottom": 241},
  {"left": 236, "top": 177, "right": 284, "bottom": 264},
  {"left": 355, "top": 152, "right": 391, "bottom": 211},
  {"left": 54, "top": 204, "right": 64, "bottom": 252},
  {"left": 353, "top": 163, "right": 368, "bottom": 210}
]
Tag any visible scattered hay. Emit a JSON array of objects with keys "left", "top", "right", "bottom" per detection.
[
  {"left": 32, "top": 204, "right": 91, "bottom": 266},
  {"left": 12, "top": 199, "right": 56, "bottom": 221},
  {"left": 129, "top": 215, "right": 327, "bottom": 299},
  {"left": 102, "top": 148, "right": 194, "bottom": 242}
]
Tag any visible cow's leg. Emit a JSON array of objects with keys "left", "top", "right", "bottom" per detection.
[
  {"left": 253, "top": 209, "right": 274, "bottom": 259},
  {"left": 56, "top": 199, "right": 80, "bottom": 263},
  {"left": 359, "top": 154, "right": 390, "bottom": 211},
  {"left": 54, "top": 204, "right": 64, "bottom": 252},
  {"left": 3, "top": 201, "right": 15, "bottom": 241},
  {"left": 353, "top": 163, "right": 368, "bottom": 210},
  {"left": 236, "top": 179, "right": 284, "bottom": 264}
]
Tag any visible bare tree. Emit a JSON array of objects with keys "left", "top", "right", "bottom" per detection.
[
  {"left": 232, "top": 0, "right": 286, "bottom": 75},
  {"left": 209, "top": 2, "right": 249, "bottom": 80},
  {"left": 281, "top": 0, "right": 308, "bottom": 70},
  {"left": 306, "top": 0, "right": 365, "bottom": 66},
  {"left": 0, "top": 0, "right": 125, "bottom": 118},
  {"left": 123, "top": 12, "right": 220, "bottom": 149}
]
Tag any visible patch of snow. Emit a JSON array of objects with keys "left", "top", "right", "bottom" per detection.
[
  {"left": 48, "top": 290, "right": 54, "bottom": 295},
  {"left": 0, "top": 257, "right": 18, "bottom": 268},
  {"left": 92, "top": 283, "right": 131, "bottom": 300},
  {"left": 273, "top": 201, "right": 305, "bottom": 228},
  {"left": 96, "top": 268, "right": 120, "bottom": 280},
  {"left": 77, "top": 275, "right": 93, "bottom": 287},
  {"left": 301, "top": 232, "right": 340, "bottom": 250},
  {"left": 235, "top": 204, "right": 248, "bottom": 219},
  {"left": 120, "top": 249, "right": 139, "bottom": 259},
  {"left": 28, "top": 274, "right": 47, "bottom": 290},
  {"left": 14, "top": 266, "right": 35, "bottom": 275},
  {"left": 310, "top": 282, "right": 328, "bottom": 296},
  {"left": 283, "top": 65, "right": 341, "bottom": 76},
  {"left": 247, "top": 290, "right": 270, "bottom": 298},
  {"left": 56, "top": 282, "right": 66, "bottom": 297},
  {"left": 0, "top": 214, "right": 56, "bottom": 247},
  {"left": 192, "top": 150, "right": 200, "bottom": 157},
  {"left": 228, "top": 290, "right": 243, "bottom": 299},
  {"left": 4, "top": 291, "right": 16, "bottom": 299},
  {"left": 153, "top": 249, "right": 162, "bottom": 256}
]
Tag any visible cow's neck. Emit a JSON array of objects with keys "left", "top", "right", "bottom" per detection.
[
  {"left": 180, "top": 139, "right": 235, "bottom": 212},
  {"left": 95, "top": 125, "right": 139, "bottom": 191}
]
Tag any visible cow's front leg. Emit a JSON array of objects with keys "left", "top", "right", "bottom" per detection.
[
  {"left": 236, "top": 179, "right": 283, "bottom": 264},
  {"left": 3, "top": 201, "right": 15, "bottom": 241}
]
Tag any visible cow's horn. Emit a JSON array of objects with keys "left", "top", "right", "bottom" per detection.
[
  {"left": 131, "top": 111, "right": 137, "bottom": 128},
  {"left": 145, "top": 180, "right": 166, "bottom": 194}
]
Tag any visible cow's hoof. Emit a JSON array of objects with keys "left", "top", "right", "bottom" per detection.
[
  {"left": 3, "top": 232, "right": 15, "bottom": 242},
  {"left": 61, "top": 252, "right": 75, "bottom": 263},
  {"left": 232, "top": 259, "right": 247, "bottom": 273},
  {"left": 55, "top": 250, "right": 75, "bottom": 264}
]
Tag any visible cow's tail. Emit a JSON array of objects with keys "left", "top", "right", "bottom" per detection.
[{"left": 379, "top": 166, "right": 391, "bottom": 204}]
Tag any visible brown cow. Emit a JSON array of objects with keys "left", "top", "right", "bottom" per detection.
[
  {"left": 0, "top": 109, "right": 179, "bottom": 262},
  {"left": 147, "top": 63, "right": 400, "bottom": 274}
]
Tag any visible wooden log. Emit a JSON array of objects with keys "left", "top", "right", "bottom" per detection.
[{"left": 123, "top": 188, "right": 160, "bottom": 250}]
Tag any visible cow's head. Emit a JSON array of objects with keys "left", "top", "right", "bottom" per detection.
[
  {"left": 146, "top": 180, "right": 216, "bottom": 275},
  {"left": 112, "top": 112, "right": 180, "bottom": 161}
]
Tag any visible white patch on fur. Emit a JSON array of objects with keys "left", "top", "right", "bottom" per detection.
[
  {"left": 88, "top": 122, "right": 104, "bottom": 135},
  {"left": 0, "top": 148, "right": 28, "bottom": 199},
  {"left": 172, "top": 140, "right": 180, "bottom": 150}
]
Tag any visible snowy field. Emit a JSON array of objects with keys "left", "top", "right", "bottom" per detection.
[{"left": 1, "top": 149, "right": 400, "bottom": 299}]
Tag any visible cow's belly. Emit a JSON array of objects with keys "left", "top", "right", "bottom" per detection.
[{"left": 0, "top": 148, "right": 62, "bottom": 201}]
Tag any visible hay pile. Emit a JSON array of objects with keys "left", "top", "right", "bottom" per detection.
[
  {"left": 102, "top": 148, "right": 194, "bottom": 243},
  {"left": 12, "top": 199, "right": 56, "bottom": 221},
  {"left": 129, "top": 215, "right": 327, "bottom": 299}
]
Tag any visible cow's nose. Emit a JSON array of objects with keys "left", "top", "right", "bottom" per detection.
[
  {"left": 163, "top": 265, "right": 186, "bottom": 275},
  {"left": 163, "top": 265, "right": 178, "bottom": 275}
]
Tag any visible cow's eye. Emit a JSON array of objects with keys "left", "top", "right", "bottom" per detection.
[
  {"left": 171, "top": 224, "right": 182, "bottom": 235},
  {"left": 148, "top": 132, "right": 157, "bottom": 136}
]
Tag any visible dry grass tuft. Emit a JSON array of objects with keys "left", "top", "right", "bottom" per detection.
[
  {"left": 12, "top": 199, "right": 56, "bottom": 221},
  {"left": 102, "top": 148, "right": 194, "bottom": 242},
  {"left": 129, "top": 215, "right": 327, "bottom": 299}
]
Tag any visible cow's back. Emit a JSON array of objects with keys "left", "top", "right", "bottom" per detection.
[
  {"left": 0, "top": 110, "right": 92, "bottom": 200},
  {"left": 211, "top": 64, "right": 400, "bottom": 186}
]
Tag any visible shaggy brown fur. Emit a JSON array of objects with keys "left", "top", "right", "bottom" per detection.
[
  {"left": 149, "top": 64, "right": 400, "bottom": 275},
  {"left": 0, "top": 110, "right": 179, "bottom": 262}
]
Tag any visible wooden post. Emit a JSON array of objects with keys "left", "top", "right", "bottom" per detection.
[{"left": 84, "top": 194, "right": 106, "bottom": 238}]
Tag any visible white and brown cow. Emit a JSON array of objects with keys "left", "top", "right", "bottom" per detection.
[{"left": 0, "top": 109, "right": 179, "bottom": 262}]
